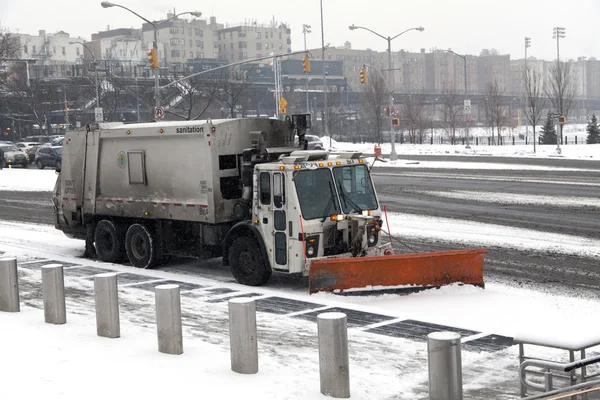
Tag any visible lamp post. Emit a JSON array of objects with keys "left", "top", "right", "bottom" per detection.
[
  {"left": 552, "top": 26, "right": 566, "bottom": 148},
  {"left": 319, "top": 0, "right": 330, "bottom": 144},
  {"left": 302, "top": 24, "right": 311, "bottom": 114},
  {"left": 524, "top": 37, "right": 531, "bottom": 141},
  {"left": 349, "top": 25, "right": 424, "bottom": 160},
  {"left": 100, "top": 2, "right": 201, "bottom": 111},
  {"left": 444, "top": 49, "right": 470, "bottom": 148},
  {"left": 70, "top": 41, "right": 100, "bottom": 112}
]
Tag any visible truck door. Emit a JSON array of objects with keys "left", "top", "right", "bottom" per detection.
[{"left": 258, "top": 171, "right": 288, "bottom": 269}]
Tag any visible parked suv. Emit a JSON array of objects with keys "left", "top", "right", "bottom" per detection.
[
  {"left": 35, "top": 146, "right": 62, "bottom": 171},
  {"left": 294, "top": 134, "right": 324, "bottom": 150}
]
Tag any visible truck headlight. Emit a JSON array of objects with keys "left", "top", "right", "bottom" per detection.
[{"left": 367, "top": 225, "right": 378, "bottom": 247}]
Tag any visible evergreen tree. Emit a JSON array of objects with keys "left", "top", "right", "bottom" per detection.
[
  {"left": 586, "top": 114, "right": 600, "bottom": 144},
  {"left": 539, "top": 115, "right": 557, "bottom": 144}
]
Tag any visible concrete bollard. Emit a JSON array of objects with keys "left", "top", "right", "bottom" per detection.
[
  {"left": 427, "top": 331, "right": 463, "bottom": 400},
  {"left": 155, "top": 284, "right": 183, "bottom": 355},
  {"left": 317, "top": 312, "right": 350, "bottom": 398},
  {"left": 41, "top": 264, "right": 66, "bottom": 324},
  {"left": 94, "top": 272, "right": 120, "bottom": 338},
  {"left": 228, "top": 297, "right": 258, "bottom": 374},
  {"left": 0, "top": 257, "right": 20, "bottom": 312}
]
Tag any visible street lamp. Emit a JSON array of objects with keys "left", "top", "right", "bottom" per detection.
[
  {"left": 70, "top": 41, "right": 101, "bottom": 114},
  {"left": 100, "top": 1, "right": 201, "bottom": 112},
  {"left": 552, "top": 26, "right": 566, "bottom": 148},
  {"left": 302, "top": 24, "right": 311, "bottom": 114},
  {"left": 443, "top": 49, "right": 470, "bottom": 149},
  {"left": 524, "top": 37, "right": 531, "bottom": 141},
  {"left": 349, "top": 24, "right": 424, "bottom": 161}
]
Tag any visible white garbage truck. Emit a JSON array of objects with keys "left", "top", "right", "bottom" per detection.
[{"left": 53, "top": 115, "right": 486, "bottom": 293}]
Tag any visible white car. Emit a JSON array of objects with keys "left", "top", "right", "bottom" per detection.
[{"left": 0, "top": 144, "right": 29, "bottom": 168}]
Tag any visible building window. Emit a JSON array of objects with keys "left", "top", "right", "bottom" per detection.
[
  {"left": 171, "top": 49, "right": 180, "bottom": 57},
  {"left": 170, "top": 26, "right": 178, "bottom": 34},
  {"left": 188, "top": 28, "right": 192, "bottom": 36},
  {"left": 181, "top": 39, "right": 185, "bottom": 46},
  {"left": 23, "top": 45, "right": 28, "bottom": 54},
  {"left": 256, "top": 43, "right": 262, "bottom": 50},
  {"left": 265, "top": 43, "right": 269, "bottom": 50},
  {"left": 170, "top": 38, "right": 178, "bottom": 45},
  {"left": 32, "top": 45, "right": 36, "bottom": 54},
  {"left": 76, "top": 47, "right": 80, "bottom": 56},
  {"left": 199, "top": 41, "right": 204, "bottom": 49},
  {"left": 197, "top": 51, "right": 204, "bottom": 58},
  {"left": 62, "top": 47, "right": 66, "bottom": 55},
  {"left": 256, "top": 32, "right": 261, "bottom": 39},
  {"left": 230, "top": 43, "right": 233, "bottom": 49}
]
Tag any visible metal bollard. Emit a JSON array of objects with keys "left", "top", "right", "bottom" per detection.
[
  {"left": 0, "top": 257, "right": 20, "bottom": 312},
  {"left": 427, "top": 331, "right": 463, "bottom": 400},
  {"left": 317, "top": 312, "right": 350, "bottom": 399},
  {"left": 228, "top": 297, "right": 258, "bottom": 374},
  {"left": 155, "top": 284, "right": 183, "bottom": 355},
  {"left": 41, "top": 264, "right": 66, "bottom": 324},
  {"left": 94, "top": 272, "right": 120, "bottom": 338}
]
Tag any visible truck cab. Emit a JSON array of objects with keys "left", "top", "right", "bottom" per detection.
[{"left": 222, "top": 150, "right": 390, "bottom": 286}]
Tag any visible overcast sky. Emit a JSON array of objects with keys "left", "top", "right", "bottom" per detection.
[{"left": 1, "top": 0, "right": 599, "bottom": 61}]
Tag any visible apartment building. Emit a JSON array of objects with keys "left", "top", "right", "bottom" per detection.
[
  {"left": 141, "top": 15, "right": 222, "bottom": 64},
  {"left": 14, "top": 30, "right": 85, "bottom": 65},
  {"left": 85, "top": 28, "right": 143, "bottom": 62},
  {"left": 216, "top": 20, "right": 291, "bottom": 62},
  {"left": 476, "top": 50, "right": 511, "bottom": 93},
  {"left": 510, "top": 58, "right": 547, "bottom": 96}
]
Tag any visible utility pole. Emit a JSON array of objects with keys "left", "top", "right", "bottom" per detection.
[
  {"left": 302, "top": 24, "right": 311, "bottom": 114},
  {"left": 524, "top": 37, "right": 530, "bottom": 141}
]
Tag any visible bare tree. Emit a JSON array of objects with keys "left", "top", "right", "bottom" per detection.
[
  {"left": 483, "top": 81, "right": 507, "bottom": 144},
  {"left": 216, "top": 66, "right": 252, "bottom": 118},
  {"left": 0, "top": 30, "right": 20, "bottom": 61},
  {"left": 360, "top": 72, "right": 387, "bottom": 144},
  {"left": 545, "top": 61, "right": 576, "bottom": 143},
  {"left": 166, "top": 74, "right": 219, "bottom": 121},
  {"left": 441, "top": 85, "right": 462, "bottom": 144},
  {"left": 522, "top": 67, "right": 546, "bottom": 152},
  {"left": 401, "top": 94, "right": 427, "bottom": 144}
]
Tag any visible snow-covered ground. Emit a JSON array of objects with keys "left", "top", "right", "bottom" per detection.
[{"left": 1, "top": 144, "right": 600, "bottom": 399}]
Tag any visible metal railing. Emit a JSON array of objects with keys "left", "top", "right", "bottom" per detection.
[{"left": 520, "top": 355, "right": 600, "bottom": 399}]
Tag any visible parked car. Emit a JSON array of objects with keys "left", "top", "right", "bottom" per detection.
[
  {"left": 35, "top": 146, "right": 62, "bottom": 171},
  {"left": 51, "top": 136, "right": 64, "bottom": 146},
  {"left": 16, "top": 142, "right": 42, "bottom": 163},
  {"left": 0, "top": 144, "right": 29, "bottom": 168},
  {"left": 294, "top": 134, "right": 324, "bottom": 150}
]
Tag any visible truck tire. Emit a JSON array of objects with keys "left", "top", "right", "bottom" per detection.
[
  {"left": 125, "top": 223, "right": 157, "bottom": 269},
  {"left": 94, "top": 220, "right": 126, "bottom": 263},
  {"left": 228, "top": 237, "right": 272, "bottom": 286}
]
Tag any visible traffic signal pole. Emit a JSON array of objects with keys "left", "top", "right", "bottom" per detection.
[
  {"left": 386, "top": 37, "right": 397, "bottom": 160},
  {"left": 153, "top": 26, "right": 160, "bottom": 109}
]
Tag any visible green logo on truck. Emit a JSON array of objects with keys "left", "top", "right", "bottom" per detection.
[{"left": 117, "top": 151, "right": 126, "bottom": 169}]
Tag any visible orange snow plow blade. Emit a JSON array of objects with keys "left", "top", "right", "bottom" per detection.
[{"left": 308, "top": 248, "right": 487, "bottom": 294}]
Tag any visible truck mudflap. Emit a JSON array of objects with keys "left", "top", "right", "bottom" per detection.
[{"left": 307, "top": 248, "right": 487, "bottom": 294}]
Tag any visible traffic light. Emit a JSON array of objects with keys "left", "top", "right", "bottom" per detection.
[
  {"left": 279, "top": 104, "right": 287, "bottom": 115},
  {"left": 147, "top": 48, "right": 158, "bottom": 69},
  {"left": 359, "top": 67, "right": 367, "bottom": 84},
  {"left": 559, "top": 116, "right": 566, "bottom": 124},
  {"left": 302, "top": 55, "right": 311, "bottom": 73}
]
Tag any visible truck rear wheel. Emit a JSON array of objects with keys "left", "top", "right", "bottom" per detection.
[
  {"left": 228, "top": 237, "right": 272, "bottom": 286},
  {"left": 125, "top": 223, "right": 157, "bottom": 269},
  {"left": 94, "top": 220, "right": 126, "bottom": 263}
]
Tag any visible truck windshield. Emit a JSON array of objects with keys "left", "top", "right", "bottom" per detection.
[
  {"left": 332, "top": 164, "right": 378, "bottom": 214},
  {"left": 293, "top": 168, "right": 341, "bottom": 220}
]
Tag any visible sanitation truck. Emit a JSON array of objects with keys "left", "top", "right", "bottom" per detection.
[{"left": 53, "top": 115, "right": 486, "bottom": 293}]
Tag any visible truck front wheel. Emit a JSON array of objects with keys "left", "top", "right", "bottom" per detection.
[
  {"left": 94, "top": 220, "right": 126, "bottom": 263},
  {"left": 125, "top": 223, "right": 157, "bottom": 269},
  {"left": 228, "top": 237, "right": 272, "bottom": 286}
]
